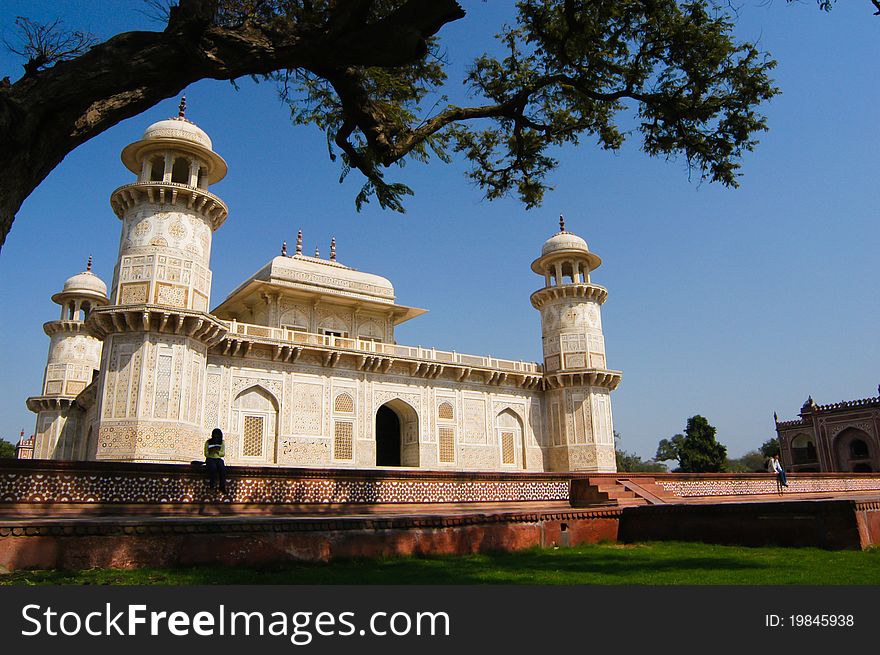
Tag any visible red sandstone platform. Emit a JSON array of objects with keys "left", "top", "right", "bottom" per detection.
[{"left": 2, "top": 460, "right": 880, "bottom": 570}]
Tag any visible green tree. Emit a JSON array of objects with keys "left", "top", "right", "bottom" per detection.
[
  {"left": 614, "top": 431, "right": 667, "bottom": 472},
  {"left": 0, "top": 438, "right": 16, "bottom": 459},
  {"left": 726, "top": 449, "right": 766, "bottom": 473},
  {"left": 760, "top": 437, "right": 780, "bottom": 458},
  {"left": 616, "top": 449, "right": 668, "bottom": 473},
  {"left": 0, "top": 0, "right": 789, "bottom": 249},
  {"left": 655, "top": 415, "right": 728, "bottom": 473}
]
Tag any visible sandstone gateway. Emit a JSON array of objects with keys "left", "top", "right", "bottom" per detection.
[{"left": 25, "top": 104, "right": 621, "bottom": 472}]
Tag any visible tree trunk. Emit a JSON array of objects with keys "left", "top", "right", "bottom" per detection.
[{"left": 0, "top": 0, "right": 465, "bottom": 250}]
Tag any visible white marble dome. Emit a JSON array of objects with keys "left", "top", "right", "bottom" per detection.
[
  {"left": 120, "top": 108, "right": 228, "bottom": 184},
  {"left": 141, "top": 117, "right": 213, "bottom": 150},
  {"left": 63, "top": 270, "right": 107, "bottom": 295},
  {"left": 541, "top": 230, "right": 590, "bottom": 256},
  {"left": 52, "top": 266, "right": 108, "bottom": 305},
  {"left": 532, "top": 223, "right": 602, "bottom": 275}
]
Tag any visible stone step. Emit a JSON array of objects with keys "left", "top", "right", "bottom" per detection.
[{"left": 614, "top": 497, "right": 649, "bottom": 507}]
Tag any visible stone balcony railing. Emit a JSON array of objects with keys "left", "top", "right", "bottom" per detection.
[
  {"left": 220, "top": 320, "right": 543, "bottom": 377},
  {"left": 110, "top": 181, "right": 229, "bottom": 229}
]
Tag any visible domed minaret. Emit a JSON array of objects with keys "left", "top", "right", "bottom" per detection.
[
  {"left": 531, "top": 216, "right": 622, "bottom": 472},
  {"left": 85, "top": 99, "right": 228, "bottom": 462},
  {"left": 27, "top": 258, "right": 108, "bottom": 459}
]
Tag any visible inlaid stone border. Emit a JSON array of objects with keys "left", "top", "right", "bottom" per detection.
[
  {"left": 654, "top": 475, "right": 880, "bottom": 497},
  {"left": 0, "top": 460, "right": 573, "bottom": 507}
]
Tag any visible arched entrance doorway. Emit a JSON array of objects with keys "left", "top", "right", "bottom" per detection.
[
  {"left": 376, "top": 405, "right": 401, "bottom": 466},
  {"left": 790, "top": 433, "right": 819, "bottom": 471},
  {"left": 375, "top": 399, "right": 420, "bottom": 467},
  {"left": 834, "top": 428, "right": 875, "bottom": 472}
]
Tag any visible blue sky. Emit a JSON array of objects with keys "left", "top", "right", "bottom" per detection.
[{"left": 0, "top": 1, "right": 877, "bottom": 461}]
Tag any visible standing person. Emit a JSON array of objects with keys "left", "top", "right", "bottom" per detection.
[
  {"left": 204, "top": 428, "right": 227, "bottom": 494},
  {"left": 773, "top": 455, "right": 788, "bottom": 491}
]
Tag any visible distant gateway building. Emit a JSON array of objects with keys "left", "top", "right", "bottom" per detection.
[
  {"left": 26, "top": 105, "right": 622, "bottom": 472},
  {"left": 776, "top": 391, "right": 880, "bottom": 473}
]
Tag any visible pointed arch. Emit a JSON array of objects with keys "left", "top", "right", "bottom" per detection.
[
  {"left": 790, "top": 433, "right": 818, "bottom": 467},
  {"left": 333, "top": 391, "right": 356, "bottom": 461},
  {"left": 833, "top": 427, "right": 876, "bottom": 473},
  {"left": 438, "top": 401, "right": 454, "bottom": 421},
  {"left": 280, "top": 306, "right": 309, "bottom": 332},
  {"left": 318, "top": 312, "right": 348, "bottom": 337},
  {"left": 375, "top": 398, "right": 420, "bottom": 467},
  {"left": 496, "top": 408, "right": 524, "bottom": 467},
  {"left": 233, "top": 385, "right": 279, "bottom": 463},
  {"left": 357, "top": 318, "right": 384, "bottom": 341},
  {"left": 334, "top": 392, "right": 355, "bottom": 414}
]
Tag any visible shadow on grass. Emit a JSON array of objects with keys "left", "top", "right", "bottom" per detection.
[{"left": 6, "top": 541, "right": 839, "bottom": 586}]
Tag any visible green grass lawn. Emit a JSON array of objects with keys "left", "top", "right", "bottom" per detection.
[{"left": 3, "top": 541, "right": 880, "bottom": 585}]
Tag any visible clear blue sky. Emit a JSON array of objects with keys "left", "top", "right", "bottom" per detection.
[{"left": 1, "top": 1, "right": 877, "bottom": 462}]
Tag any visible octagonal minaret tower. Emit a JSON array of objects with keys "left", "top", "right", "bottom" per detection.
[
  {"left": 531, "top": 216, "right": 622, "bottom": 472},
  {"left": 27, "top": 258, "right": 108, "bottom": 459},
  {"left": 85, "top": 99, "right": 228, "bottom": 462}
]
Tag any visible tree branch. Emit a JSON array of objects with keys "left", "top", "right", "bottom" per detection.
[{"left": 0, "top": 0, "right": 465, "bottom": 249}]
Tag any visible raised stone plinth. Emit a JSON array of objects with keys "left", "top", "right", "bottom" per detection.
[{"left": 4, "top": 463, "right": 880, "bottom": 571}]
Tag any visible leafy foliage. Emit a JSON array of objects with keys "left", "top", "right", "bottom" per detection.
[
  {"left": 616, "top": 449, "right": 668, "bottom": 473},
  {"left": 268, "top": 0, "right": 779, "bottom": 211},
  {"left": 760, "top": 437, "right": 780, "bottom": 459},
  {"left": 656, "top": 415, "right": 728, "bottom": 472},
  {"left": 0, "top": 438, "right": 16, "bottom": 459},
  {"left": 2, "top": 0, "right": 866, "bottom": 249},
  {"left": 614, "top": 431, "right": 667, "bottom": 472},
  {"left": 726, "top": 449, "right": 767, "bottom": 473}
]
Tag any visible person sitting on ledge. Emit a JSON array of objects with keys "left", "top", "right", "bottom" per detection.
[
  {"left": 204, "top": 428, "right": 227, "bottom": 494},
  {"left": 771, "top": 454, "right": 788, "bottom": 492}
]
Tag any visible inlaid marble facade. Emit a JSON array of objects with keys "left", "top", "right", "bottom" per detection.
[{"left": 26, "top": 108, "right": 623, "bottom": 473}]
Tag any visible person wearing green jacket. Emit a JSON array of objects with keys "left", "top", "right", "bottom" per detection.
[{"left": 204, "top": 428, "right": 227, "bottom": 493}]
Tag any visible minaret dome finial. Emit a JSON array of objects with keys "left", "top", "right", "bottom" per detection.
[
  {"left": 86, "top": 255, "right": 92, "bottom": 272},
  {"left": 281, "top": 241, "right": 288, "bottom": 257},
  {"left": 296, "top": 230, "right": 303, "bottom": 255},
  {"left": 178, "top": 96, "right": 187, "bottom": 119},
  {"left": 559, "top": 214, "right": 566, "bottom": 233},
  {"left": 330, "top": 237, "right": 337, "bottom": 261}
]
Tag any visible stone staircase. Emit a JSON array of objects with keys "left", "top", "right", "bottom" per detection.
[{"left": 570, "top": 476, "right": 678, "bottom": 507}]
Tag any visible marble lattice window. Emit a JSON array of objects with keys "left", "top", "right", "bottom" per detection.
[
  {"left": 242, "top": 415, "right": 264, "bottom": 458},
  {"left": 334, "top": 421, "right": 353, "bottom": 460},
  {"left": 501, "top": 431, "right": 515, "bottom": 464},
  {"left": 438, "top": 427, "right": 455, "bottom": 463},
  {"left": 334, "top": 393, "right": 354, "bottom": 414},
  {"left": 438, "top": 402, "right": 454, "bottom": 421}
]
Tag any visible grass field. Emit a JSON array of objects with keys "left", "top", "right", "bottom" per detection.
[{"left": 3, "top": 541, "right": 880, "bottom": 585}]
